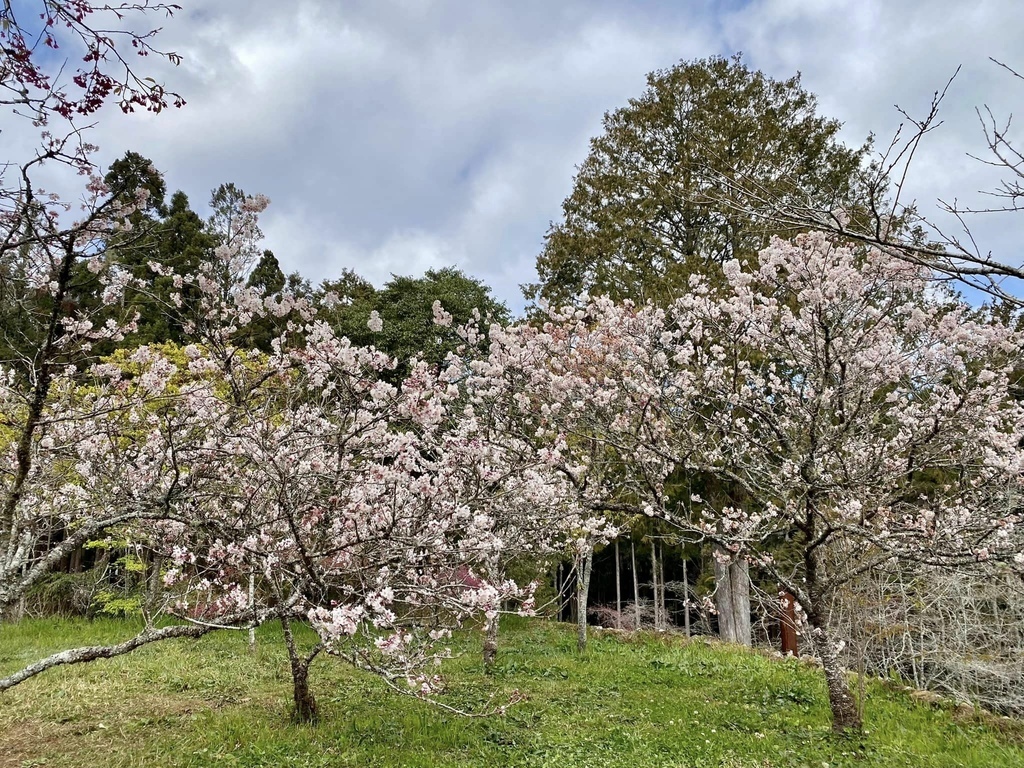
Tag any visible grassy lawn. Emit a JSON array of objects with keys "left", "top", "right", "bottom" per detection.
[{"left": 1, "top": 617, "right": 1022, "bottom": 767}]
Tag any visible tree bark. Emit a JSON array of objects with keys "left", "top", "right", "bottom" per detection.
[
  {"left": 614, "top": 538, "right": 621, "bottom": 629},
  {"left": 730, "top": 556, "right": 751, "bottom": 645},
  {"left": 811, "top": 623, "right": 861, "bottom": 734},
  {"left": 713, "top": 546, "right": 751, "bottom": 645},
  {"left": 658, "top": 542, "right": 667, "bottom": 629},
  {"left": 682, "top": 558, "right": 691, "bottom": 638},
  {"left": 576, "top": 546, "right": 594, "bottom": 652},
  {"left": 483, "top": 612, "right": 500, "bottom": 672},
  {"left": 713, "top": 547, "right": 735, "bottom": 642},
  {"left": 650, "top": 542, "right": 660, "bottom": 630},
  {"left": 247, "top": 571, "right": 257, "bottom": 654},
  {"left": 145, "top": 553, "right": 165, "bottom": 616},
  {"left": 281, "top": 612, "right": 319, "bottom": 724},
  {"left": 0, "top": 623, "right": 212, "bottom": 691},
  {"left": 554, "top": 562, "right": 562, "bottom": 621},
  {"left": 479, "top": 577, "right": 499, "bottom": 671},
  {"left": 631, "top": 538, "right": 641, "bottom": 630},
  {"left": 780, "top": 590, "right": 799, "bottom": 655}
]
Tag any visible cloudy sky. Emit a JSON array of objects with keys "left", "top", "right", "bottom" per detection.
[{"left": 11, "top": 0, "right": 1024, "bottom": 312}]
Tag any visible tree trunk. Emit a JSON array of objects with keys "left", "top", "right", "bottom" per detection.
[
  {"left": 482, "top": 555, "right": 503, "bottom": 670},
  {"left": 145, "top": 553, "right": 165, "bottom": 615},
  {"left": 713, "top": 548, "right": 735, "bottom": 642},
  {"left": 713, "top": 546, "right": 751, "bottom": 645},
  {"left": 730, "top": 556, "right": 751, "bottom": 645},
  {"left": 281, "top": 613, "right": 319, "bottom": 724},
  {"left": 554, "top": 562, "right": 563, "bottom": 621},
  {"left": 289, "top": 655, "right": 317, "bottom": 725},
  {"left": 811, "top": 623, "right": 861, "bottom": 734},
  {"left": 631, "top": 538, "right": 641, "bottom": 630},
  {"left": 614, "top": 538, "right": 621, "bottom": 629},
  {"left": 682, "top": 558, "right": 691, "bottom": 638},
  {"left": 650, "top": 542, "right": 660, "bottom": 630},
  {"left": 568, "top": 561, "right": 577, "bottom": 625},
  {"left": 483, "top": 612, "right": 500, "bottom": 672},
  {"left": 658, "top": 542, "right": 667, "bottom": 629},
  {"left": 247, "top": 571, "right": 257, "bottom": 654},
  {"left": 576, "top": 546, "right": 594, "bottom": 652}
]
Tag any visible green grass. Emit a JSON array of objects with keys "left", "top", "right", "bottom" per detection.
[{"left": 1, "top": 617, "right": 1022, "bottom": 767}]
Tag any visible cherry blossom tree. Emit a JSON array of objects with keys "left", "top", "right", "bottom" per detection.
[
  {"left": 436, "top": 303, "right": 622, "bottom": 659},
  {"left": 510, "top": 232, "right": 1023, "bottom": 732},
  {"left": 1, "top": 206, "right": 553, "bottom": 726},
  {"left": 1, "top": 0, "right": 188, "bottom": 620},
  {"left": 454, "top": 301, "right": 670, "bottom": 651},
  {"left": 140, "top": 294, "right": 566, "bottom": 720},
  {"left": 644, "top": 233, "right": 1022, "bottom": 732},
  {"left": 0, "top": 4, "right": 562, "bottom": 704},
  {"left": 0, "top": 162, "right": 181, "bottom": 622}
]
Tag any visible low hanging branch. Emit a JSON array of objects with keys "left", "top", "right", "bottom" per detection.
[{"left": 0, "top": 623, "right": 212, "bottom": 691}]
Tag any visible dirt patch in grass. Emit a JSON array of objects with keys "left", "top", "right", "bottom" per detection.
[
  {"left": 0, "top": 693, "right": 214, "bottom": 767},
  {"left": 0, "top": 719, "right": 62, "bottom": 768}
]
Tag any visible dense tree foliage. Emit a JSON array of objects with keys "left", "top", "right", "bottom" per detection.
[
  {"left": 3, "top": 1, "right": 1023, "bottom": 743},
  {"left": 526, "top": 55, "right": 868, "bottom": 308},
  {"left": 320, "top": 267, "right": 509, "bottom": 375},
  {"left": 490, "top": 236, "right": 1024, "bottom": 731}
]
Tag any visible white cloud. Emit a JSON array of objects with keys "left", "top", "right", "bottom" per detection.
[
  {"left": 4, "top": 0, "right": 1021, "bottom": 312},
  {"left": 724, "top": 0, "right": 1024, "bottom": 280}
]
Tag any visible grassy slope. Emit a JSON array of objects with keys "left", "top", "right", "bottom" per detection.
[{"left": 1, "top": 617, "right": 1022, "bottom": 768}]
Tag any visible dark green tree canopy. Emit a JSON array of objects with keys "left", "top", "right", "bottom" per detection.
[
  {"left": 104, "top": 150, "right": 167, "bottom": 218},
  {"left": 319, "top": 267, "right": 508, "bottom": 374},
  {"left": 92, "top": 184, "right": 215, "bottom": 347},
  {"left": 374, "top": 267, "right": 509, "bottom": 370},
  {"left": 128, "top": 189, "right": 217, "bottom": 345},
  {"left": 247, "top": 250, "right": 286, "bottom": 297},
  {"left": 526, "top": 54, "right": 869, "bottom": 308},
  {"left": 316, "top": 268, "right": 379, "bottom": 344},
  {"left": 70, "top": 160, "right": 215, "bottom": 349}
]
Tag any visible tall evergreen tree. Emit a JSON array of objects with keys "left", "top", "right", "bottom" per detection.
[
  {"left": 104, "top": 151, "right": 167, "bottom": 219},
  {"left": 318, "top": 267, "right": 508, "bottom": 376},
  {"left": 241, "top": 249, "right": 288, "bottom": 351},
  {"left": 246, "top": 250, "right": 286, "bottom": 297},
  {"left": 142, "top": 190, "right": 218, "bottom": 343},
  {"left": 526, "top": 54, "right": 869, "bottom": 308}
]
